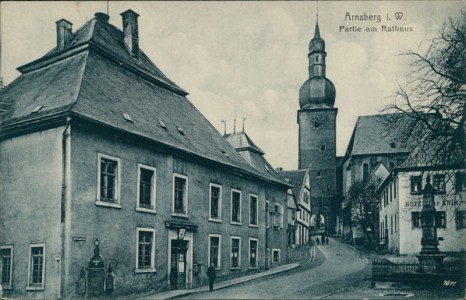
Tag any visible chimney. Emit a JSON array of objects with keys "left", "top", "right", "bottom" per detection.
[
  {"left": 95, "top": 12, "right": 110, "bottom": 23},
  {"left": 56, "top": 19, "right": 73, "bottom": 51},
  {"left": 120, "top": 9, "right": 140, "bottom": 57}
]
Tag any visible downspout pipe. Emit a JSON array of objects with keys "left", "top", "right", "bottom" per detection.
[{"left": 60, "top": 117, "right": 71, "bottom": 298}]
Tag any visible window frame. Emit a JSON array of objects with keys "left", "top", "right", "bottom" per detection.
[
  {"left": 230, "top": 189, "right": 242, "bottom": 225},
  {"left": 432, "top": 174, "right": 446, "bottom": 194},
  {"left": 435, "top": 211, "right": 446, "bottom": 229},
  {"left": 273, "top": 203, "right": 283, "bottom": 229},
  {"left": 0, "top": 245, "right": 13, "bottom": 289},
  {"left": 249, "top": 194, "right": 259, "bottom": 227},
  {"left": 96, "top": 153, "right": 122, "bottom": 209},
  {"left": 135, "top": 228, "right": 156, "bottom": 273},
  {"left": 456, "top": 210, "right": 466, "bottom": 229},
  {"left": 411, "top": 211, "right": 422, "bottom": 228},
  {"left": 27, "top": 243, "right": 45, "bottom": 291},
  {"left": 248, "top": 238, "right": 258, "bottom": 269},
  {"left": 272, "top": 249, "right": 281, "bottom": 263},
  {"left": 136, "top": 164, "right": 157, "bottom": 214},
  {"left": 209, "top": 183, "right": 222, "bottom": 222},
  {"left": 265, "top": 201, "right": 270, "bottom": 228},
  {"left": 410, "top": 175, "right": 423, "bottom": 195},
  {"left": 455, "top": 172, "right": 466, "bottom": 191},
  {"left": 208, "top": 234, "right": 221, "bottom": 270},
  {"left": 172, "top": 174, "right": 189, "bottom": 217},
  {"left": 230, "top": 237, "right": 241, "bottom": 269}
]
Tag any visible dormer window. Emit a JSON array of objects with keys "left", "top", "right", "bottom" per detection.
[
  {"left": 122, "top": 112, "right": 133, "bottom": 123},
  {"left": 221, "top": 150, "right": 229, "bottom": 158},
  {"left": 158, "top": 120, "right": 167, "bottom": 129},
  {"left": 390, "top": 142, "right": 396, "bottom": 148},
  {"left": 31, "top": 105, "right": 43, "bottom": 114},
  {"left": 177, "top": 127, "right": 185, "bottom": 135}
]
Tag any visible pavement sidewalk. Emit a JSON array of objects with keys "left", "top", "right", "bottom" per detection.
[{"left": 137, "top": 263, "right": 300, "bottom": 299}]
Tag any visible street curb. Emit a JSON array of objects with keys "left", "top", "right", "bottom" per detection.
[
  {"left": 144, "top": 263, "right": 302, "bottom": 299},
  {"left": 173, "top": 264, "right": 300, "bottom": 299}
]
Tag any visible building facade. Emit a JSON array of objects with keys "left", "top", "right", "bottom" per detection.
[
  {"left": 0, "top": 11, "right": 289, "bottom": 298},
  {"left": 297, "top": 22, "right": 338, "bottom": 235},
  {"left": 341, "top": 114, "right": 412, "bottom": 244},
  {"left": 378, "top": 165, "right": 466, "bottom": 254},
  {"left": 225, "top": 131, "right": 290, "bottom": 268},
  {"left": 278, "top": 170, "right": 312, "bottom": 246}
]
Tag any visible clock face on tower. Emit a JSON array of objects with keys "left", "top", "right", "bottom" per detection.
[{"left": 311, "top": 115, "right": 325, "bottom": 130}]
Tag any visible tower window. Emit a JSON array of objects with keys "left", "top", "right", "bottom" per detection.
[
  {"left": 317, "top": 171, "right": 321, "bottom": 177},
  {"left": 320, "top": 145, "right": 326, "bottom": 152},
  {"left": 390, "top": 142, "right": 396, "bottom": 148}
]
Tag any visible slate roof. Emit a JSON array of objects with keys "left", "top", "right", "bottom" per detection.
[
  {"left": 345, "top": 114, "right": 414, "bottom": 157},
  {"left": 224, "top": 132, "right": 287, "bottom": 184},
  {"left": 19, "top": 16, "right": 182, "bottom": 92},
  {"left": 277, "top": 169, "right": 308, "bottom": 201},
  {"left": 225, "top": 132, "right": 265, "bottom": 155},
  {"left": 0, "top": 12, "right": 287, "bottom": 187},
  {"left": 398, "top": 137, "right": 465, "bottom": 169}
]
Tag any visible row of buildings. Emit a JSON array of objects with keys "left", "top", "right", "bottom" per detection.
[
  {"left": 340, "top": 114, "right": 466, "bottom": 254},
  {"left": 0, "top": 10, "right": 316, "bottom": 299},
  {"left": 1, "top": 7, "right": 463, "bottom": 299}
]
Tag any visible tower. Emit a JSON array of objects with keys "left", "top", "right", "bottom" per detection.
[{"left": 298, "top": 21, "right": 337, "bottom": 234}]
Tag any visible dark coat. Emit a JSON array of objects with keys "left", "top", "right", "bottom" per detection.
[{"left": 207, "top": 266, "right": 216, "bottom": 279}]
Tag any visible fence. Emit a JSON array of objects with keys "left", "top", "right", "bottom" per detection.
[{"left": 371, "top": 258, "right": 465, "bottom": 285}]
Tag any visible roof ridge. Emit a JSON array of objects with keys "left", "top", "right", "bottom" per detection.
[{"left": 68, "top": 52, "right": 90, "bottom": 114}]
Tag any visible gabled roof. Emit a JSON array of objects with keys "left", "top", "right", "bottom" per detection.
[
  {"left": 287, "top": 189, "right": 298, "bottom": 210},
  {"left": 345, "top": 114, "right": 413, "bottom": 157},
  {"left": 17, "top": 15, "right": 183, "bottom": 93},
  {"left": 225, "top": 132, "right": 265, "bottom": 155},
  {"left": 398, "top": 137, "right": 465, "bottom": 170},
  {"left": 225, "top": 131, "right": 288, "bottom": 185},
  {"left": 0, "top": 12, "right": 288, "bottom": 188},
  {"left": 277, "top": 169, "right": 309, "bottom": 201},
  {"left": 368, "top": 161, "right": 391, "bottom": 191}
]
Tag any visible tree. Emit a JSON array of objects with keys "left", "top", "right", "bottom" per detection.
[
  {"left": 383, "top": 12, "right": 465, "bottom": 168},
  {"left": 343, "top": 179, "right": 379, "bottom": 246}
]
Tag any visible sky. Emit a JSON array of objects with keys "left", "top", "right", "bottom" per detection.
[{"left": 1, "top": 1, "right": 464, "bottom": 170}]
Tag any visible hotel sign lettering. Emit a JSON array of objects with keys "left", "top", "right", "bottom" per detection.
[{"left": 404, "top": 200, "right": 461, "bottom": 208}]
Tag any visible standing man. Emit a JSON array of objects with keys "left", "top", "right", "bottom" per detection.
[{"left": 207, "top": 263, "right": 216, "bottom": 292}]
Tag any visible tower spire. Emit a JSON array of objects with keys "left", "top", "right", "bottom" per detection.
[{"left": 316, "top": 0, "right": 319, "bottom": 23}]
